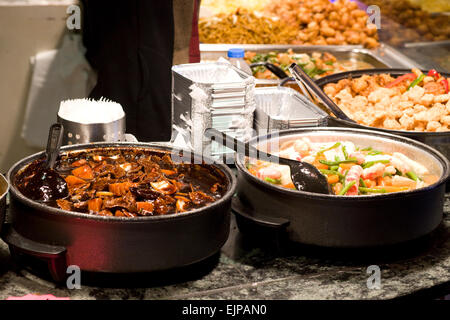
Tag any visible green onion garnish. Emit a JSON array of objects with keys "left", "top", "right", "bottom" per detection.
[
  {"left": 319, "top": 159, "right": 358, "bottom": 166},
  {"left": 320, "top": 169, "right": 344, "bottom": 179},
  {"left": 264, "top": 177, "right": 281, "bottom": 185},
  {"left": 342, "top": 145, "right": 348, "bottom": 160},
  {"left": 317, "top": 142, "right": 341, "bottom": 155},
  {"left": 339, "top": 181, "right": 356, "bottom": 196},
  {"left": 359, "top": 178, "right": 367, "bottom": 188},
  {"left": 407, "top": 74, "right": 425, "bottom": 91},
  {"left": 358, "top": 187, "right": 387, "bottom": 194},
  {"left": 406, "top": 171, "right": 419, "bottom": 182},
  {"left": 362, "top": 160, "right": 390, "bottom": 169}
]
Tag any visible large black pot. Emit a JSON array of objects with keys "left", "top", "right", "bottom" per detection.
[
  {"left": 3, "top": 142, "right": 236, "bottom": 279},
  {"left": 234, "top": 128, "right": 450, "bottom": 248},
  {"left": 314, "top": 69, "right": 450, "bottom": 160},
  {"left": 0, "top": 174, "right": 8, "bottom": 236}
]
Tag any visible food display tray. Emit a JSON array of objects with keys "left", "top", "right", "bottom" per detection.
[
  {"left": 315, "top": 69, "right": 450, "bottom": 162},
  {"left": 400, "top": 40, "right": 450, "bottom": 73},
  {"left": 254, "top": 86, "right": 328, "bottom": 134},
  {"left": 200, "top": 44, "right": 422, "bottom": 86}
]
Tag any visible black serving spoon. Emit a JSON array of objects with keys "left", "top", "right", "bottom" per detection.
[
  {"left": 21, "top": 123, "right": 69, "bottom": 202},
  {"left": 205, "top": 128, "right": 330, "bottom": 194},
  {"left": 288, "top": 63, "right": 356, "bottom": 123},
  {"left": 250, "top": 62, "right": 290, "bottom": 79}
]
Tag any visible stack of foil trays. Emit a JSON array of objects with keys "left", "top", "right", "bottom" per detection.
[
  {"left": 254, "top": 86, "right": 328, "bottom": 134},
  {"left": 171, "top": 62, "right": 255, "bottom": 159}
]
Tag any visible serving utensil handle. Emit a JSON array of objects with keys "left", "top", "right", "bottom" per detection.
[
  {"left": 45, "top": 123, "right": 64, "bottom": 170},
  {"left": 204, "top": 128, "right": 283, "bottom": 164},
  {"left": 288, "top": 63, "right": 355, "bottom": 122},
  {"left": 249, "top": 62, "right": 289, "bottom": 79},
  {"left": 264, "top": 63, "right": 289, "bottom": 79}
]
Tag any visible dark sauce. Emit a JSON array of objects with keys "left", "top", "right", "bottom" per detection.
[{"left": 15, "top": 159, "right": 68, "bottom": 203}]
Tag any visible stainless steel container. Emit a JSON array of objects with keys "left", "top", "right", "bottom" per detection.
[
  {"left": 57, "top": 115, "right": 126, "bottom": 145},
  {"left": 200, "top": 44, "right": 422, "bottom": 86},
  {"left": 254, "top": 86, "right": 328, "bottom": 134}
]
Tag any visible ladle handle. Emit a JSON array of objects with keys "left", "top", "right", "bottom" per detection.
[
  {"left": 264, "top": 63, "right": 289, "bottom": 79},
  {"left": 288, "top": 63, "right": 355, "bottom": 122},
  {"left": 250, "top": 62, "right": 289, "bottom": 79},
  {"left": 45, "top": 123, "right": 64, "bottom": 169},
  {"left": 204, "top": 128, "right": 283, "bottom": 164}
]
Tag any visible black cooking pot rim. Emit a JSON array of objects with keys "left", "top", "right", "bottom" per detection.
[
  {"left": 7, "top": 142, "right": 237, "bottom": 222},
  {"left": 328, "top": 117, "right": 450, "bottom": 137},
  {"left": 236, "top": 127, "right": 450, "bottom": 201},
  {"left": 313, "top": 68, "right": 450, "bottom": 136}
]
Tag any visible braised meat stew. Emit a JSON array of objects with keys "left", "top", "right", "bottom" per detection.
[{"left": 15, "top": 148, "right": 228, "bottom": 217}]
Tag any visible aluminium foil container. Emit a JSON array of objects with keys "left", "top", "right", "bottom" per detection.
[
  {"left": 171, "top": 62, "right": 255, "bottom": 159},
  {"left": 254, "top": 86, "right": 328, "bottom": 135}
]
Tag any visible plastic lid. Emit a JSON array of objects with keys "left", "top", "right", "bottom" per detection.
[{"left": 227, "top": 48, "right": 245, "bottom": 58}]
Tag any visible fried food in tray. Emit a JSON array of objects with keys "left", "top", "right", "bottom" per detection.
[
  {"left": 200, "top": 0, "right": 272, "bottom": 15},
  {"left": 360, "top": 0, "right": 450, "bottom": 45},
  {"left": 199, "top": 0, "right": 379, "bottom": 48},
  {"left": 199, "top": 9, "right": 299, "bottom": 45},
  {"left": 245, "top": 49, "right": 373, "bottom": 80},
  {"left": 409, "top": 0, "right": 450, "bottom": 12},
  {"left": 323, "top": 68, "right": 450, "bottom": 132},
  {"left": 263, "top": 0, "right": 379, "bottom": 48}
]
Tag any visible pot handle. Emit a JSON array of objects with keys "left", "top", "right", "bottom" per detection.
[
  {"left": 231, "top": 196, "right": 290, "bottom": 229},
  {"left": 1, "top": 224, "right": 68, "bottom": 282}
]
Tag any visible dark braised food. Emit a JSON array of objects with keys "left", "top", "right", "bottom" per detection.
[{"left": 15, "top": 148, "right": 228, "bottom": 217}]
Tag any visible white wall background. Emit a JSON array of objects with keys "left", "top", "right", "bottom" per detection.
[{"left": 0, "top": 1, "right": 76, "bottom": 172}]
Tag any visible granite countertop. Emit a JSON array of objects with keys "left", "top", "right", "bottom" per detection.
[{"left": 0, "top": 194, "right": 449, "bottom": 300}]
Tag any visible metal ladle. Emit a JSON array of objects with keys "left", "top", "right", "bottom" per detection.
[
  {"left": 250, "top": 62, "right": 290, "bottom": 79},
  {"left": 22, "top": 123, "right": 69, "bottom": 202},
  {"left": 205, "top": 128, "right": 330, "bottom": 195}
]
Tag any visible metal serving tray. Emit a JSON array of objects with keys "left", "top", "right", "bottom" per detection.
[{"left": 200, "top": 44, "right": 421, "bottom": 86}]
